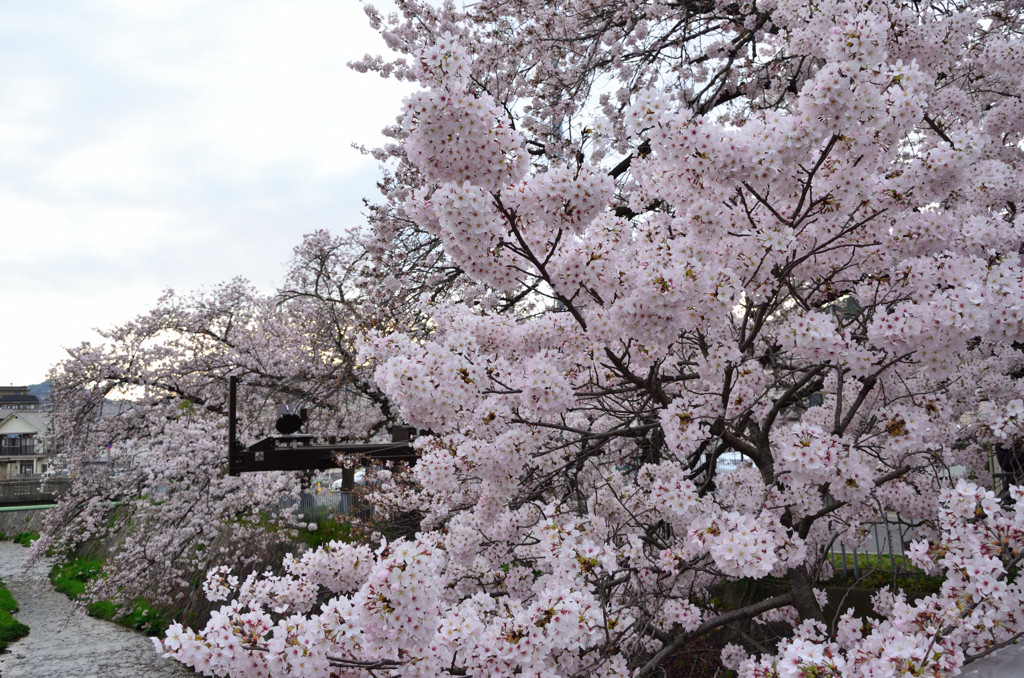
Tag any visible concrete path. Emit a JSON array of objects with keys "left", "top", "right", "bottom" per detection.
[
  {"left": 0, "top": 541, "right": 193, "bottom": 677},
  {"left": 961, "top": 642, "right": 1024, "bottom": 678}
]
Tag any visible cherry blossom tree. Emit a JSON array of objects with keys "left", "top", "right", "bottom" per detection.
[
  {"left": 35, "top": 233, "right": 396, "bottom": 611},
  {"left": 156, "top": 0, "right": 1024, "bottom": 675}
]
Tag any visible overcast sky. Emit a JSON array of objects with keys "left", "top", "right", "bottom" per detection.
[{"left": 0, "top": 0, "right": 411, "bottom": 386}]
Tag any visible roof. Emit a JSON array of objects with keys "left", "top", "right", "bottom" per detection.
[
  {"left": 0, "top": 411, "right": 50, "bottom": 435},
  {"left": 0, "top": 394, "right": 39, "bottom": 404},
  {"left": 0, "top": 387, "right": 29, "bottom": 396}
]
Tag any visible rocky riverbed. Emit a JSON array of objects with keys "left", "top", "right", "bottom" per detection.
[{"left": 0, "top": 541, "right": 193, "bottom": 677}]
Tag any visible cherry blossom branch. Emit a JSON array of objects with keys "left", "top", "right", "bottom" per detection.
[{"left": 638, "top": 594, "right": 794, "bottom": 676}]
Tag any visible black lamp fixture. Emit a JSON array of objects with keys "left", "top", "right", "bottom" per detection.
[
  {"left": 275, "top": 404, "right": 307, "bottom": 436},
  {"left": 227, "top": 377, "right": 417, "bottom": 475}
]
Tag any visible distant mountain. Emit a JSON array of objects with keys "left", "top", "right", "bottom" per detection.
[{"left": 26, "top": 382, "right": 51, "bottom": 400}]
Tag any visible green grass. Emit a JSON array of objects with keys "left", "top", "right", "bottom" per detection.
[
  {"left": 0, "top": 582, "right": 28, "bottom": 652},
  {"left": 829, "top": 551, "right": 913, "bottom": 573},
  {"left": 296, "top": 515, "right": 358, "bottom": 549},
  {"left": 44, "top": 512, "right": 375, "bottom": 637},
  {"left": 0, "top": 532, "right": 40, "bottom": 650},
  {"left": 84, "top": 597, "right": 170, "bottom": 636},
  {"left": 12, "top": 532, "right": 39, "bottom": 547},
  {"left": 50, "top": 556, "right": 104, "bottom": 599},
  {"left": 48, "top": 556, "right": 170, "bottom": 636},
  {"left": 0, "top": 587, "right": 18, "bottom": 614},
  {"left": 238, "top": 506, "right": 366, "bottom": 550},
  {"left": 826, "top": 552, "right": 944, "bottom": 595},
  {"left": 119, "top": 599, "right": 170, "bottom": 636},
  {"left": 87, "top": 600, "right": 116, "bottom": 619}
]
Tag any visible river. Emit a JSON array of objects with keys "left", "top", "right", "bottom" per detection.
[{"left": 0, "top": 541, "right": 193, "bottom": 677}]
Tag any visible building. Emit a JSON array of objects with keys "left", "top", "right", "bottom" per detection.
[
  {"left": 0, "top": 385, "right": 43, "bottom": 411},
  {"left": 0, "top": 386, "right": 52, "bottom": 479}
]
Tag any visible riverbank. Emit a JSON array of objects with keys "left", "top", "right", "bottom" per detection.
[{"left": 0, "top": 541, "right": 192, "bottom": 677}]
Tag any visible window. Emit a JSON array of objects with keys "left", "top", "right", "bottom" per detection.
[{"left": 20, "top": 460, "right": 33, "bottom": 475}]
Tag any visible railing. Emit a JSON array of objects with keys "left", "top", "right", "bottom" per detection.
[
  {"left": 0, "top": 443, "right": 37, "bottom": 456},
  {"left": 827, "top": 515, "right": 921, "bottom": 581},
  {"left": 293, "top": 488, "right": 373, "bottom": 521},
  {"left": 0, "top": 477, "right": 70, "bottom": 506}
]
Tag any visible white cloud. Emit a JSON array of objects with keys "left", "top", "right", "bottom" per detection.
[{"left": 0, "top": 0, "right": 413, "bottom": 384}]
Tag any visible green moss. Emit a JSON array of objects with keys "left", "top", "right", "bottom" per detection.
[{"left": 12, "top": 532, "right": 39, "bottom": 548}]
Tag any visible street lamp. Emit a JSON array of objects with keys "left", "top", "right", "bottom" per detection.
[{"left": 226, "top": 376, "right": 417, "bottom": 476}]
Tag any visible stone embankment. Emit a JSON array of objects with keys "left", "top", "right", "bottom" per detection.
[{"left": 0, "top": 541, "right": 193, "bottom": 677}]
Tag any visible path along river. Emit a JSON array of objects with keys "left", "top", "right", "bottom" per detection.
[{"left": 0, "top": 541, "right": 193, "bottom": 677}]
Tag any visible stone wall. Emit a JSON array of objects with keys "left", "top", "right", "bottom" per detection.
[{"left": 0, "top": 508, "right": 49, "bottom": 536}]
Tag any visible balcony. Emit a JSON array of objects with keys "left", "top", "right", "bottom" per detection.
[{"left": 0, "top": 437, "right": 36, "bottom": 456}]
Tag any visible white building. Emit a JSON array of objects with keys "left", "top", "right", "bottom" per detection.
[{"left": 0, "top": 386, "right": 52, "bottom": 479}]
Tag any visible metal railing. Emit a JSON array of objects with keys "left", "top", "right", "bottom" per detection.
[
  {"left": 827, "top": 515, "right": 921, "bottom": 581},
  {"left": 0, "top": 443, "right": 37, "bottom": 456},
  {"left": 292, "top": 488, "right": 373, "bottom": 521}
]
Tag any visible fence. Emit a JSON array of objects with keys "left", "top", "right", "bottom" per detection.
[
  {"left": 826, "top": 514, "right": 921, "bottom": 581},
  {"left": 292, "top": 488, "right": 373, "bottom": 521},
  {"left": 0, "top": 477, "right": 70, "bottom": 506}
]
